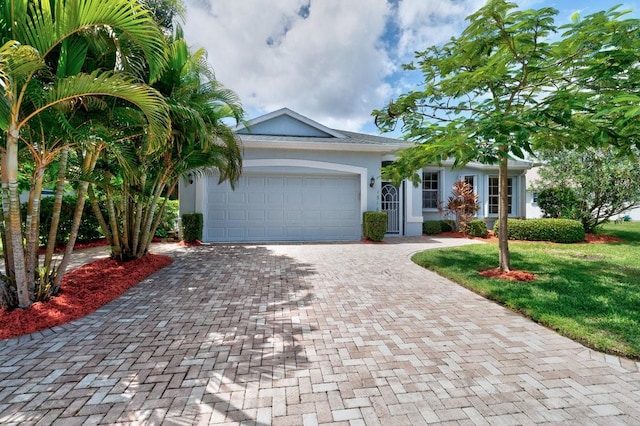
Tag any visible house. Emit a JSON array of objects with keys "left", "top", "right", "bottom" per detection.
[{"left": 179, "top": 108, "right": 533, "bottom": 242}]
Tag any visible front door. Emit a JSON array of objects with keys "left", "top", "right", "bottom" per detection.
[{"left": 381, "top": 182, "right": 402, "bottom": 234}]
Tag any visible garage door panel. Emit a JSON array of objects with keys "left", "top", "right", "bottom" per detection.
[{"left": 205, "top": 173, "right": 361, "bottom": 242}]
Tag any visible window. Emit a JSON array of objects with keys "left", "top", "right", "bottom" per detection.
[
  {"left": 488, "top": 176, "right": 513, "bottom": 215},
  {"left": 423, "top": 171, "right": 439, "bottom": 209},
  {"left": 532, "top": 192, "right": 539, "bottom": 204},
  {"left": 463, "top": 175, "right": 475, "bottom": 192}
]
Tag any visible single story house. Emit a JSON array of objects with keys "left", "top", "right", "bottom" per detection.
[{"left": 179, "top": 108, "right": 533, "bottom": 242}]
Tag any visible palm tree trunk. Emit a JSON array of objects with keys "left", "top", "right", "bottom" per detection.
[
  {"left": 131, "top": 173, "right": 146, "bottom": 258},
  {"left": 1, "top": 160, "right": 15, "bottom": 281},
  {"left": 52, "top": 151, "right": 97, "bottom": 291},
  {"left": 138, "top": 175, "right": 168, "bottom": 256},
  {"left": 498, "top": 153, "right": 511, "bottom": 272},
  {"left": 6, "top": 126, "right": 30, "bottom": 307},
  {"left": 25, "top": 165, "right": 45, "bottom": 295},
  {"left": 44, "top": 147, "right": 68, "bottom": 270},
  {"left": 87, "top": 184, "right": 112, "bottom": 245}
]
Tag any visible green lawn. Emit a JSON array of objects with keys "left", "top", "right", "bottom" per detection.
[{"left": 413, "top": 221, "right": 640, "bottom": 359}]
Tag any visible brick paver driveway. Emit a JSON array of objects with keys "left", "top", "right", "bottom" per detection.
[{"left": 1, "top": 238, "right": 640, "bottom": 425}]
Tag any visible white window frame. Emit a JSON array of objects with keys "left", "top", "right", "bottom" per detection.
[
  {"left": 488, "top": 176, "right": 513, "bottom": 216},
  {"left": 422, "top": 170, "right": 440, "bottom": 210}
]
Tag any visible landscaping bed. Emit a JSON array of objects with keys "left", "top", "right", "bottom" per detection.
[{"left": 0, "top": 253, "right": 173, "bottom": 340}]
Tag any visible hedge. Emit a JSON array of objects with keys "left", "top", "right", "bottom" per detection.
[
  {"left": 182, "top": 213, "right": 203, "bottom": 242},
  {"left": 363, "top": 211, "right": 387, "bottom": 241},
  {"left": 423, "top": 219, "right": 457, "bottom": 235},
  {"left": 25, "top": 195, "right": 104, "bottom": 247},
  {"left": 466, "top": 219, "right": 487, "bottom": 238},
  {"left": 494, "top": 218, "right": 585, "bottom": 243}
]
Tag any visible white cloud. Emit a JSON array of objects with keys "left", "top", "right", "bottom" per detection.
[
  {"left": 183, "top": 0, "right": 394, "bottom": 132},
  {"left": 394, "top": 0, "right": 486, "bottom": 59}
]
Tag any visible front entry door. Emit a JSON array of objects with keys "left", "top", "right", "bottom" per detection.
[{"left": 381, "top": 182, "right": 402, "bottom": 234}]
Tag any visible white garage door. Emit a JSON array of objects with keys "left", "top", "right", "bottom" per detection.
[{"left": 205, "top": 174, "right": 361, "bottom": 242}]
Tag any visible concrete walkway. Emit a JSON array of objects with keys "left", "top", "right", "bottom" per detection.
[{"left": 1, "top": 237, "right": 639, "bottom": 425}]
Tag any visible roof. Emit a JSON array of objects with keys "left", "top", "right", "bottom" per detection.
[{"left": 235, "top": 108, "right": 410, "bottom": 153}]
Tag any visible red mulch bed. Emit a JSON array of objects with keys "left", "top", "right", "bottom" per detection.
[
  {"left": 479, "top": 268, "right": 537, "bottom": 282},
  {"left": 0, "top": 254, "right": 173, "bottom": 340},
  {"left": 178, "top": 240, "right": 202, "bottom": 246}
]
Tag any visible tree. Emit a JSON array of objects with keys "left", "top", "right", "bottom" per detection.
[
  {"left": 536, "top": 7, "right": 640, "bottom": 155},
  {"left": 373, "top": 0, "right": 559, "bottom": 271},
  {"left": 535, "top": 148, "right": 640, "bottom": 232},
  {"left": 0, "top": 0, "right": 170, "bottom": 308},
  {"left": 88, "top": 27, "right": 243, "bottom": 260}
]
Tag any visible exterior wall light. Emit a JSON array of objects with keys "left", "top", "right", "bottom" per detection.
[{"left": 369, "top": 177, "right": 375, "bottom": 188}]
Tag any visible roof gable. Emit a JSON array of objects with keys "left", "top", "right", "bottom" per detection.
[{"left": 235, "top": 108, "right": 347, "bottom": 138}]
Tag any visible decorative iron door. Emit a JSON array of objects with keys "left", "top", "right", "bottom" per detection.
[{"left": 381, "top": 183, "right": 401, "bottom": 234}]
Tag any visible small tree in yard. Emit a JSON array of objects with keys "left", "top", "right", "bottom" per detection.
[
  {"left": 445, "top": 180, "right": 479, "bottom": 234},
  {"left": 373, "top": 0, "right": 561, "bottom": 272},
  {"left": 536, "top": 148, "right": 640, "bottom": 233}
]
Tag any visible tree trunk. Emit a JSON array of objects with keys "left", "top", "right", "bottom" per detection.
[
  {"left": 25, "top": 165, "right": 45, "bottom": 298},
  {"left": 87, "top": 184, "right": 112, "bottom": 245},
  {"left": 44, "top": 147, "right": 69, "bottom": 269},
  {"left": 6, "top": 125, "right": 30, "bottom": 307},
  {"left": 52, "top": 151, "right": 98, "bottom": 292},
  {"left": 498, "top": 154, "right": 511, "bottom": 272}
]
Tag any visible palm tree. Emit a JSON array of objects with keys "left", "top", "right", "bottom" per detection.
[
  {"left": 0, "top": 0, "right": 170, "bottom": 308},
  {"left": 89, "top": 28, "right": 243, "bottom": 260}
]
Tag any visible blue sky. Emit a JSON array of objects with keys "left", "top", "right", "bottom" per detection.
[{"left": 183, "top": 1, "right": 640, "bottom": 135}]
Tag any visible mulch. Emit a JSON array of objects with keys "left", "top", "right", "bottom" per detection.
[{"left": 0, "top": 253, "right": 173, "bottom": 340}]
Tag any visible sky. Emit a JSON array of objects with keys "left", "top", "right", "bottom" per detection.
[{"left": 181, "top": 0, "right": 640, "bottom": 136}]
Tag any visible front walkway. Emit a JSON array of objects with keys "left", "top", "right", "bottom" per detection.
[{"left": 1, "top": 237, "right": 639, "bottom": 425}]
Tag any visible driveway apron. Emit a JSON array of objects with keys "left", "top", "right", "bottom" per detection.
[{"left": 1, "top": 238, "right": 639, "bottom": 425}]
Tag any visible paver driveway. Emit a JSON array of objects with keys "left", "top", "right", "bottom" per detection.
[{"left": 1, "top": 238, "right": 640, "bottom": 425}]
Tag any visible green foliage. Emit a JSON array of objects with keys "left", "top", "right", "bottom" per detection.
[
  {"left": 536, "top": 148, "right": 640, "bottom": 232},
  {"left": 154, "top": 199, "right": 179, "bottom": 238},
  {"left": 537, "top": 187, "right": 579, "bottom": 219},
  {"left": 363, "top": 212, "right": 387, "bottom": 242},
  {"left": 494, "top": 219, "right": 585, "bottom": 243},
  {"left": 423, "top": 220, "right": 443, "bottom": 235},
  {"left": 373, "top": 0, "right": 563, "bottom": 270},
  {"left": 26, "top": 196, "right": 104, "bottom": 247},
  {"left": 181, "top": 213, "right": 203, "bottom": 242},
  {"left": 440, "top": 219, "right": 457, "bottom": 232},
  {"left": 466, "top": 220, "right": 488, "bottom": 238},
  {"left": 411, "top": 221, "right": 640, "bottom": 358}
]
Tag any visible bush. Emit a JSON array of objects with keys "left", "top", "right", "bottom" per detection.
[
  {"left": 538, "top": 187, "right": 579, "bottom": 219},
  {"left": 154, "top": 199, "right": 179, "bottom": 238},
  {"left": 182, "top": 213, "right": 203, "bottom": 242},
  {"left": 440, "top": 219, "right": 457, "bottom": 232},
  {"left": 423, "top": 220, "right": 443, "bottom": 235},
  {"left": 363, "top": 211, "right": 387, "bottom": 241},
  {"left": 466, "top": 219, "right": 487, "bottom": 238},
  {"left": 27, "top": 195, "right": 104, "bottom": 247},
  {"left": 494, "top": 218, "right": 585, "bottom": 243}
]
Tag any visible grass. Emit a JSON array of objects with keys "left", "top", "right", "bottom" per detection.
[{"left": 413, "top": 221, "right": 640, "bottom": 359}]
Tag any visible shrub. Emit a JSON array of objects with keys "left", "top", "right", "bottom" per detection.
[
  {"left": 28, "top": 195, "right": 104, "bottom": 247},
  {"left": 494, "top": 218, "right": 585, "bottom": 243},
  {"left": 154, "top": 199, "right": 179, "bottom": 238},
  {"left": 182, "top": 213, "right": 203, "bottom": 242},
  {"left": 440, "top": 219, "right": 457, "bottom": 232},
  {"left": 538, "top": 187, "right": 579, "bottom": 219},
  {"left": 444, "top": 180, "right": 479, "bottom": 232},
  {"left": 467, "top": 219, "right": 487, "bottom": 238},
  {"left": 363, "top": 211, "right": 387, "bottom": 241},
  {"left": 423, "top": 220, "right": 443, "bottom": 235}
]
